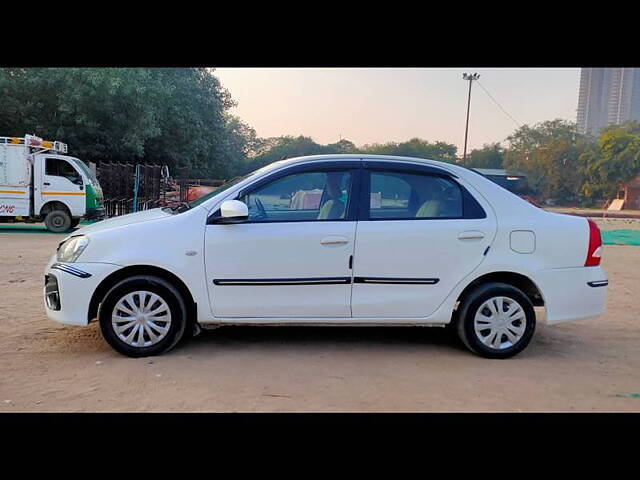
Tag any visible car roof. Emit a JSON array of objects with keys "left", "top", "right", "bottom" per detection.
[{"left": 274, "top": 154, "right": 455, "bottom": 169}]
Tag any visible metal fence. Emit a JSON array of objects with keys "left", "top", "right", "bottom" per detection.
[
  {"left": 175, "top": 166, "right": 191, "bottom": 203},
  {"left": 96, "top": 163, "right": 168, "bottom": 217}
]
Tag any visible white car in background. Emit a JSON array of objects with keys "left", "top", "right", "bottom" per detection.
[{"left": 44, "top": 155, "right": 608, "bottom": 358}]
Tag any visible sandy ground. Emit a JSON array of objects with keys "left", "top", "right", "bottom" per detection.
[
  {"left": 0, "top": 230, "right": 639, "bottom": 412},
  {"left": 591, "top": 217, "right": 640, "bottom": 231}
]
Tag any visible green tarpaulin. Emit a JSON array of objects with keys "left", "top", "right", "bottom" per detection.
[{"left": 602, "top": 229, "right": 640, "bottom": 246}]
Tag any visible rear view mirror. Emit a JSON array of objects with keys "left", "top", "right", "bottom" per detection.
[{"left": 218, "top": 200, "right": 249, "bottom": 224}]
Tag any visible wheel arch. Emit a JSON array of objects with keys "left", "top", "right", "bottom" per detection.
[
  {"left": 88, "top": 265, "right": 197, "bottom": 324},
  {"left": 40, "top": 200, "right": 72, "bottom": 218},
  {"left": 455, "top": 271, "right": 545, "bottom": 309}
]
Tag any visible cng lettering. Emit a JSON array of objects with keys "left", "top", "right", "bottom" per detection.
[{"left": 0, "top": 204, "right": 16, "bottom": 214}]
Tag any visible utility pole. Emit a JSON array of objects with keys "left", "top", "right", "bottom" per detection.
[{"left": 462, "top": 72, "right": 480, "bottom": 164}]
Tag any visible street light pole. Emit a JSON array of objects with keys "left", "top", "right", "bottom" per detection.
[{"left": 462, "top": 72, "right": 480, "bottom": 164}]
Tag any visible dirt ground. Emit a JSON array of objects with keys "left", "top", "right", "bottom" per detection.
[
  {"left": 592, "top": 217, "right": 640, "bottom": 231},
  {"left": 1, "top": 221, "right": 639, "bottom": 412}
]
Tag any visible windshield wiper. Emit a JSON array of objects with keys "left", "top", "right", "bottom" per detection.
[
  {"left": 162, "top": 202, "right": 192, "bottom": 214},
  {"left": 176, "top": 202, "right": 191, "bottom": 213}
]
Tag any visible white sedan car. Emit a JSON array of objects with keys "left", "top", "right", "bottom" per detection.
[{"left": 44, "top": 155, "right": 608, "bottom": 358}]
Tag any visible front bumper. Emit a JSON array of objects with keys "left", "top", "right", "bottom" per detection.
[
  {"left": 44, "top": 260, "right": 122, "bottom": 326},
  {"left": 535, "top": 265, "right": 608, "bottom": 325}
]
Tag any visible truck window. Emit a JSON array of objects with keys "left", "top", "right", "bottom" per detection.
[{"left": 46, "top": 158, "right": 81, "bottom": 182}]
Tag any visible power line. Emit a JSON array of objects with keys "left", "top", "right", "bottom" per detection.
[{"left": 476, "top": 80, "right": 522, "bottom": 128}]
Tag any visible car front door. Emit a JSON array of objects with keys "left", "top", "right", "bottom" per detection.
[
  {"left": 351, "top": 162, "right": 497, "bottom": 319},
  {"left": 205, "top": 163, "right": 359, "bottom": 319}
]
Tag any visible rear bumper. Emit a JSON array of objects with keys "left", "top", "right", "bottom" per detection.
[{"left": 535, "top": 266, "right": 607, "bottom": 325}]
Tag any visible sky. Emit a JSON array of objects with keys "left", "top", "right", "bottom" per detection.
[{"left": 214, "top": 68, "right": 580, "bottom": 153}]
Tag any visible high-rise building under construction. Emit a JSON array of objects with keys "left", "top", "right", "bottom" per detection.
[{"left": 576, "top": 68, "right": 640, "bottom": 135}]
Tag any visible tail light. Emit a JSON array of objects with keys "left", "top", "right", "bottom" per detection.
[{"left": 585, "top": 219, "right": 602, "bottom": 266}]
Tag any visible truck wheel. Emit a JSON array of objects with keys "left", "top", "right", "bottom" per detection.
[
  {"left": 44, "top": 210, "right": 72, "bottom": 233},
  {"left": 98, "top": 275, "right": 188, "bottom": 358},
  {"left": 456, "top": 282, "right": 536, "bottom": 359}
]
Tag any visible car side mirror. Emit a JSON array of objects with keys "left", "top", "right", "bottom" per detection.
[{"left": 218, "top": 200, "right": 249, "bottom": 224}]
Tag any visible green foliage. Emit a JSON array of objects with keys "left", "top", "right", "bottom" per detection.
[
  {"left": 358, "top": 138, "right": 458, "bottom": 163},
  {"left": 238, "top": 136, "right": 360, "bottom": 174},
  {"left": 3, "top": 68, "right": 640, "bottom": 205},
  {"left": 0, "top": 68, "right": 253, "bottom": 178},
  {"left": 599, "top": 120, "right": 640, "bottom": 137},
  {"left": 580, "top": 126, "right": 640, "bottom": 200},
  {"left": 241, "top": 136, "right": 459, "bottom": 176},
  {"left": 503, "top": 119, "right": 589, "bottom": 202},
  {"left": 462, "top": 142, "right": 504, "bottom": 169}
]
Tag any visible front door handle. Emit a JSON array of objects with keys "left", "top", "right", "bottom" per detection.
[
  {"left": 320, "top": 235, "right": 349, "bottom": 247},
  {"left": 458, "top": 230, "right": 485, "bottom": 240},
  {"left": 43, "top": 182, "right": 50, "bottom": 186}
]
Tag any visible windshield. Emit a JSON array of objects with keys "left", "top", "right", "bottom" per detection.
[
  {"left": 188, "top": 175, "right": 250, "bottom": 208},
  {"left": 68, "top": 157, "right": 99, "bottom": 185},
  {"left": 188, "top": 161, "right": 286, "bottom": 209}
]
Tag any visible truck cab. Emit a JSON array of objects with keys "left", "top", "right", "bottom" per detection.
[{"left": 0, "top": 135, "right": 105, "bottom": 232}]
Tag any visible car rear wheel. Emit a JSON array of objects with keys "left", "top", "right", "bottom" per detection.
[
  {"left": 456, "top": 282, "right": 535, "bottom": 359},
  {"left": 99, "top": 275, "right": 187, "bottom": 357}
]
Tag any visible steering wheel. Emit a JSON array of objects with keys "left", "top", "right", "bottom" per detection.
[{"left": 255, "top": 197, "right": 267, "bottom": 220}]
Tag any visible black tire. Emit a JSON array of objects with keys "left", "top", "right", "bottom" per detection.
[
  {"left": 44, "top": 209, "right": 72, "bottom": 233},
  {"left": 455, "top": 282, "right": 536, "bottom": 359},
  {"left": 99, "top": 275, "right": 187, "bottom": 357},
  {"left": 70, "top": 218, "right": 80, "bottom": 228}
]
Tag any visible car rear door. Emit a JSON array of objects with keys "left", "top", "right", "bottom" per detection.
[{"left": 351, "top": 161, "right": 497, "bottom": 319}]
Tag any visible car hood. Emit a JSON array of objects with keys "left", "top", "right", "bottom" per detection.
[{"left": 68, "top": 208, "right": 172, "bottom": 238}]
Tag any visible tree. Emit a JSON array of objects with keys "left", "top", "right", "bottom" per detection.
[
  {"left": 359, "top": 138, "right": 458, "bottom": 163},
  {"left": 580, "top": 126, "right": 640, "bottom": 201},
  {"left": 503, "top": 119, "right": 589, "bottom": 202},
  {"left": 239, "top": 135, "right": 360, "bottom": 174},
  {"left": 462, "top": 142, "right": 504, "bottom": 169},
  {"left": 0, "top": 68, "right": 251, "bottom": 178}
]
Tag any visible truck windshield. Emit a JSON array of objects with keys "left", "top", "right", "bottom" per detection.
[{"left": 68, "top": 158, "right": 98, "bottom": 185}]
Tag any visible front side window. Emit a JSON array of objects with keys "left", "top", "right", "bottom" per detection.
[
  {"left": 368, "top": 170, "right": 463, "bottom": 219},
  {"left": 240, "top": 170, "right": 352, "bottom": 222},
  {"left": 46, "top": 158, "right": 81, "bottom": 183}
]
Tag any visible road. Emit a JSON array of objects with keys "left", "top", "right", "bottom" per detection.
[{"left": 0, "top": 228, "right": 639, "bottom": 412}]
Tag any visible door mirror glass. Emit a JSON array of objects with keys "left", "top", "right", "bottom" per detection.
[{"left": 219, "top": 200, "right": 249, "bottom": 223}]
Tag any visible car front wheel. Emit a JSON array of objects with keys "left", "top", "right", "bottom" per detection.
[
  {"left": 456, "top": 282, "right": 536, "bottom": 359},
  {"left": 99, "top": 275, "right": 187, "bottom": 357}
]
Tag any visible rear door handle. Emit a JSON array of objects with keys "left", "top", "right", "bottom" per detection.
[
  {"left": 458, "top": 230, "right": 485, "bottom": 240},
  {"left": 321, "top": 235, "right": 349, "bottom": 246},
  {"left": 43, "top": 182, "right": 50, "bottom": 186}
]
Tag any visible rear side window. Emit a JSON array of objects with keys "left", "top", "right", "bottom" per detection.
[{"left": 368, "top": 171, "right": 464, "bottom": 219}]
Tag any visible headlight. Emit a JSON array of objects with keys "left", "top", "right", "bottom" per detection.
[{"left": 57, "top": 235, "right": 90, "bottom": 263}]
